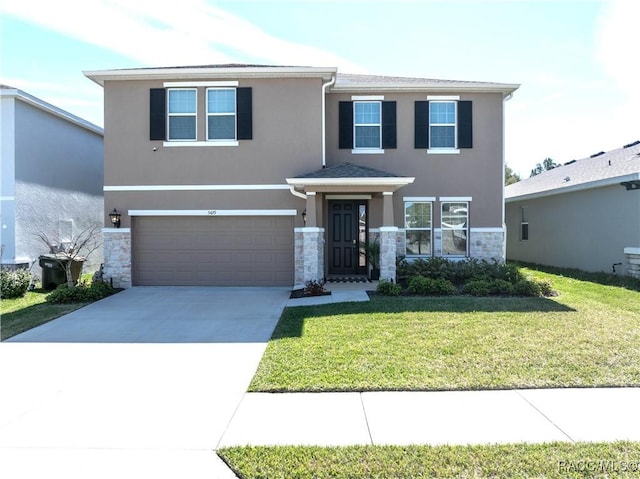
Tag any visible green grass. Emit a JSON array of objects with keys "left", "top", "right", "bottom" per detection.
[
  {"left": 249, "top": 267, "right": 640, "bottom": 392},
  {"left": 219, "top": 441, "right": 640, "bottom": 479},
  {"left": 1, "top": 288, "right": 88, "bottom": 341}
]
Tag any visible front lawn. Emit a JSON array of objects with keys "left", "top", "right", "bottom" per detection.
[
  {"left": 219, "top": 442, "right": 640, "bottom": 479},
  {"left": 1, "top": 288, "right": 88, "bottom": 340},
  {"left": 249, "top": 266, "right": 640, "bottom": 392}
]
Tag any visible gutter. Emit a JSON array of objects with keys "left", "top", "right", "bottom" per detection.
[
  {"left": 505, "top": 172, "right": 640, "bottom": 203},
  {"left": 321, "top": 74, "right": 336, "bottom": 168}
]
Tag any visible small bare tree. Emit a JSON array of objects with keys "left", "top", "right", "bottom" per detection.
[{"left": 38, "top": 223, "right": 102, "bottom": 288}]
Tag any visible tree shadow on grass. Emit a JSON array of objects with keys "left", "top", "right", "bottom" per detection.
[{"left": 273, "top": 295, "right": 575, "bottom": 340}]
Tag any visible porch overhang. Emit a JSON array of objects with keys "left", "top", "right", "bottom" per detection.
[
  {"left": 286, "top": 162, "right": 414, "bottom": 194},
  {"left": 286, "top": 176, "right": 414, "bottom": 194}
]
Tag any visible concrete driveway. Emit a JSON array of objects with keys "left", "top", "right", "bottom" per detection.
[{"left": 0, "top": 286, "right": 291, "bottom": 479}]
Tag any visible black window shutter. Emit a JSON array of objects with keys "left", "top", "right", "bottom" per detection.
[
  {"left": 381, "top": 101, "right": 397, "bottom": 149},
  {"left": 339, "top": 101, "right": 353, "bottom": 149},
  {"left": 457, "top": 100, "right": 472, "bottom": 148},
  {"left": 414, "top": 101, "right": 429, "bottom": 149},
  {"left": 149, "top": 88, "right": 166, "bottom": 141},
  {"left": 236, "top": 87, "right": 253, "bottom": 140}
]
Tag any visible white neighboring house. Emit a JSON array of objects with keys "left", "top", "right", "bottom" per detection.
[
  {"left": 0, "top": 85, "right": 104, "bottom": 277},
  {"left": 505, "top": 141, "right": 640, "bottom": 278}
]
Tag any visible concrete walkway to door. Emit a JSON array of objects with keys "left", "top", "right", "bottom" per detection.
[{"left": 0, "top": 286, "right": 291, "bottom": 479}]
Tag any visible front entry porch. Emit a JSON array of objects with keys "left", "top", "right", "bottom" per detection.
[{"left": 287, "top": 163, "right": 414, "bottom": 288}]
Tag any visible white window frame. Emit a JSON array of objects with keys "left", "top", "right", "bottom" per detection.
[
  {"left": 520, "top": 206, "right": 529, "bottom": 241},
  {"left": 167, "top": 88, "right": 197, "bottom": 141},
  {"left": 353, "top": 100, "right": 382, "bottom": 152},
  {"left": 428, "top": 98, "right": 459, "bottom": 153},
  {"left": 441, "top": 201, "right": 469, "bottom": 257},
  {"left": 404, "top": 200, "right": 433, "bottom": 257},
  {"left": 206, "top": 87, "right": 237, "bottom": 142}
]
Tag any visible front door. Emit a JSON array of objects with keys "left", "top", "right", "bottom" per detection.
[{"left": 328, "top": 200, "right": 367, "bottom": 275}]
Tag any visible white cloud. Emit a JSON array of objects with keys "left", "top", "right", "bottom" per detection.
[{"left": 1, "top": 0, "right": 364, "bottom": 71}]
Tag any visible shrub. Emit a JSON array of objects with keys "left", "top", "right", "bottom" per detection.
[
  {"left": 408, "top": 276, "right": 456, "bottom": 296},
  {"left": 0, "top": 269, "right": 32, "bottom": 299},
  {"left": 46, "top": 281, "right": 116, "bottom": 304},
  {"left": 513, "top": 279, "right": 542, "bottom": 297},
  {"left": 304, "top": 279, "right": 327, "bottom": 296},
  {"left": 489, "top": 279, "right": 515, "bottom": 296},
  {"left": 376, "top": 280, "right": 402, "bottom": 296},
  {"left": 462, "top": 280, "right": 492, "bottom": 297}
]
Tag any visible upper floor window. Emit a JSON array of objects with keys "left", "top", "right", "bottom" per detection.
[
  {"left": 405, "top": 200, "right": 433, "bottom": 256},
  {"left": 339, "top": 99, "right": 396, "bottom": 152},
  {"left": 354, "top": 101, "right": 381, "bottom": 149},
  {"left": 441, "top": 201, "right": 468, "bottom": 256},
  {"left": 150, "top": 86, "right": 252, "bottom": 144},
  {"left": 429, "top": 101, "right": 456, "bottom": 148},
  {"left": 414, "top": 98, "right": 472, "bottom": 152},
  {"left": 207, "top": 88, "right": 236, "bottom": 141},
  {"left": 167, "top": 88, "right": 196, "bottom": 141}
]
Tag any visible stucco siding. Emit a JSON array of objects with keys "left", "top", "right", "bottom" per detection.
[
  {"left": 9, "top": 99, "right": 103, "bottom": 273},
  {"left": 325, "top": 92, "right": 505, "bottom": 229},
  {"left": 506, "top": 185, "right": 640, "bottom": 274}
]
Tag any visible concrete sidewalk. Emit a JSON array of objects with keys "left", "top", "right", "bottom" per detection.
[{"left": 219, "top": 387, "right": 640, "bottom": 447}]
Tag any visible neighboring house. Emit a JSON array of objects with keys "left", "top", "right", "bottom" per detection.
[
  {"left": 505, "top": 141, "right": 640, "bottom": 277},
  {"left": 0, "top": 85, "right": 104, "bottom": 276},
  {"left": 84, "top": 65, "right": 518, "bottom": 288}
]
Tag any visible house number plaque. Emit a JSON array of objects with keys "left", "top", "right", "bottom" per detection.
[{"left": 207, "top": 210, "right": 217, "bottom": 215}]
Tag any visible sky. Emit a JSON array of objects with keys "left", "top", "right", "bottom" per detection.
[{"left": 1, "top": 0, "right": 638, "bottom": 177}]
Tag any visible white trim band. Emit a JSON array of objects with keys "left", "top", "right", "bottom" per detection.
[
  {"left": 0, "top": 196, "right": 15, "bottom": 201},
  {"left": 163, "top": 141, "right": 239, "bottom": 147},
  {"left": 102, "top": 228, "right": 131, "bottom": 233},
  {"left": 326, "top": 195, "right": 372, "bottom": 199},
  {"left": 428, "top": 149, "right": 460, "bottom": 155},
  {"left": 351, "top": 148, "right": 385, "bottom": 155},
  {"left": 427, "top": 95, "right": 460, "bottom": 100},
  {"left": 163, "top": 81, "right": 239, "bottom": 87},
  {"left": 128, "top": 209, "right": 297, "bottom": 217},
  {"left": 104, "top": 184, "right": 290, "bottom": 192},
  {"left": 440, "top": 196, "right": 473, "bottom": 201},
  {"left": 379, "top": 226, "right": 399, "bottom": 232},
  {"left": 470, "top": 227, "right": 505, "bottom": 233},
  {"left": 351, "top": 95, "right": 384, "bottom": 101},
  {"left": 404, "top": 196, "right": 435, "bottom": 202}
]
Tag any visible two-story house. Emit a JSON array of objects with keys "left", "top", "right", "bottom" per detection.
[
  {"left": 84, "top": 65, "right": 518, "bottom": 288},
  {"left": 0, "top": 85, "right": 103, "bottom": 276}
]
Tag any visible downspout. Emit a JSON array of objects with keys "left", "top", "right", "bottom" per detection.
[
  {"left": 501, "top": 90, "right": 515, "bottom": 261},
  {"left": 321, "top": 74, "right": 336, "bottom": 168}
]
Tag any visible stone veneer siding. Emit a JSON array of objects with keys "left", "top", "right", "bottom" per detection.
[
  {"left": 294, "top": 227, "right": 324, "bottom": 287},
  {"left": 379, "top": 227, "right": 398, "bottom": 281},
  {"left": 468, "top": 229, "right": 506, "bottom": 262},
  {"left": 102, "top": 228, "right": 131, "bottom": 289},
  {"left": 624, "top": 247, "right": 640, "bottom": 279}
]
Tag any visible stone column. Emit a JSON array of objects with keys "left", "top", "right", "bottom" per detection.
[
  {"left": 294, "top": 227, "right": 325, "bottom": 288},
  {"left": 379, "top": 191, "right": 397, "bottom": 282},
  {"left": 102, "top": 228, "right": 132, "bottom": 288},
  {"left": 379, "top": 227, "right": 398, "bottom": 282}
]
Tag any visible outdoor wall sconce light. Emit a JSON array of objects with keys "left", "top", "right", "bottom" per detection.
[
  {"left": 109, "top": 208, "right": 121, "bottom": 228},
  {"left": 302, "top": 209, "right": 307, "bottom": 226}
]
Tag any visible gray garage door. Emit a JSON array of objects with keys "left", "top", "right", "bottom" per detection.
[{"left": 132, "top": 216, "right": 294, "bottom": 286}]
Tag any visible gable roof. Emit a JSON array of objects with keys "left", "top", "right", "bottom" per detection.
[
  {"left": 505, "top": 141, "right": 640, "bottom": 202},
  {"left": 294, "top": 162, "right": 402, "bottom": 179},
  {"left": 84, "top": 64, "right": 519, "bottom": 96},
  {"left": 0, "top": 85, "right": 103, "bottom": 135},
  {"left": 334, "top": 73, "right": 519, "bottom": 95}
]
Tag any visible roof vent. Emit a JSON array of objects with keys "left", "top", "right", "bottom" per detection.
[
  {"left": 623, "top": 140, "right": 640, "bottom": 149},
  {"left": 590, "top": 151, "right": 605, "bottom": 158},
  {"left": 563, "top": 176, "right": 571, "bottom": 182}
]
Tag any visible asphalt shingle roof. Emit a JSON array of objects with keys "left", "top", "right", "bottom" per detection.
[
  {"left": 295, "top": 163, "right": 403, "bottom": 179},
  {"left": 505, "top": 141, "right": 640, "bottom": 200}
]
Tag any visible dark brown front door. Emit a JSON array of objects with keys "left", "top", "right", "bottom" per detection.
[{"left": 328, "top": 200, "right": 367, "bottom": 275}]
